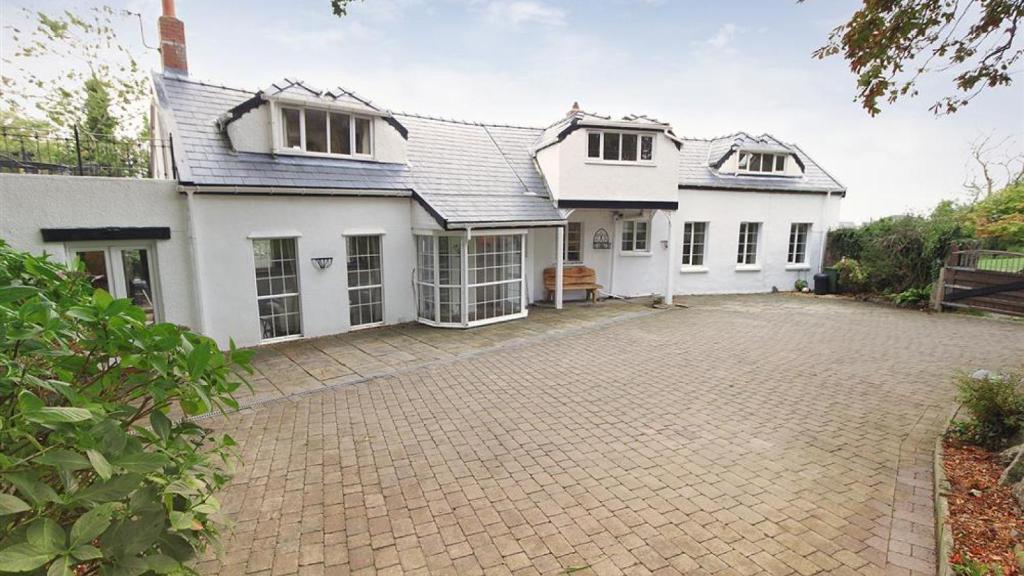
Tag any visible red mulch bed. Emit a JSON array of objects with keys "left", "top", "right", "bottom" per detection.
[{"left": 943, "top": 438, "right": 1024, "bottom": 575}]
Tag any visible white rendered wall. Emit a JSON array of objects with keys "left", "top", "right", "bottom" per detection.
[
  {"left": 672, "top": 188, "right": 843, "bottom": 295},
  {"left": 537, "top": 129, "right": 679, "bottom": 205},
  {"left": 226, "top": 106, "right": 272, "bottom": 154},
  {"left": 0, "top": 174, "right": 197, "bottom": 327},
  {"left": 410, "top": 201, "right": 443, "bottom": 231},
  {"left": 191, "top": 194, "right": 416, "bottom": 347}
]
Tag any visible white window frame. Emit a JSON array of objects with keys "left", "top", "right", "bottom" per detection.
[
  {"left": 65, "top": 241, "right": 163, "bottom": 323},
  {"left": 273, "top": 102, "right": 374, "bottom": 159},
  {"left": 737, "top": 151, "right": 787, "bottom": 174},
  {"left": 252, "top": 237, "right": 303, "bottom": 343},
  {"left": 414, "top": 232, "right": 528, "bottom": 328},
  {"left": 586, "top": 130, "right": 656, "bottom": 164},
  {"left": 736, "top": 222, "right": 761, "bottom": 269},
  {"left": 681, "top": 221, "right": 708, "bottom": 269},
  {"left": 620, "top": 217, "right": 651, "bottom": 254},
  {"left": 345, "top": 234, "right": 385, "bottom": 329},
  {"left": 787, "top": 223, "right": 811, "bottom": 266},
  {"left": 564, "top": 221, "right": 584, "bottom": 263}
]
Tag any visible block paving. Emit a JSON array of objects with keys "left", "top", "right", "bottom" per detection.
[{"left": 197, "top": 294, "right": 1024, "bottom": 575}]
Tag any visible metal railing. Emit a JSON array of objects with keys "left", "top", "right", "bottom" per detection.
[
  {"left": 0, "top": 125, "right": 169, "bottom": 179},
  {"left": 950, "top": 249, "right": 1024, "bottom": 275}
]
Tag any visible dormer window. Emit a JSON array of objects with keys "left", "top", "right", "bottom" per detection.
[
  {"left": 279, "top": 106, "right": 372, "bottom": 157},
  {"left": 737, "top": 152, "right": 786, "bottom": 174},
  {"left": 587, "top": 131, "right": 654, "bottom": 163}
]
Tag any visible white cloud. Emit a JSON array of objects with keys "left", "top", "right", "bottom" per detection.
[
  {"left": 484, "top": 1, "right": 566, "bottom": 27},
  {"left": 696, "top": 23, "right": 741, "bottom": 53}
]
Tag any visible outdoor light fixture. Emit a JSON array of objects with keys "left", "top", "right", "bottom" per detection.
[{"left": 311, "top": 257, "right": 333, "bottom": 270}]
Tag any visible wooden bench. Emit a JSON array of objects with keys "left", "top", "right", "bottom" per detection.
[{"left": 544, "top": 266, "right": 602, "bottom": 303}]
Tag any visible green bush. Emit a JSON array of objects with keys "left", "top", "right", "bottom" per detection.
[
  {"left": 832, "top": 257, "right": 870, "bottom": 293},
  {"left": 826, "top": 200, "right": 974, "bottom": 294},
  {"left": 0, "top": 242, "right": 252, "bottom": 575},
  {"left": 955, "top": 370, "right": 1024, "bottom": 449}
]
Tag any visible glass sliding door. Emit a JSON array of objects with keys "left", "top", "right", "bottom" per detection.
[
  {"left": 120, "top": 249, "right": 156, "bottom": 323},
  {"left": 71, "top": 244, "right": 159, "bottom": 323},
  {"left": 253, "top": 238, "right": 301, "bottom": 341},
  {"left": 346, "top": 235, "right": 384, "bottom": 327}
]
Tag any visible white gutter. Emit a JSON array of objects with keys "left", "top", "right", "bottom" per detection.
[
  {"left": 183, "top": 187, "right": 208, "bottom": 334},
  {"left": 186, "top": 185, "right": 412, "bottom": 198},
  {"left": 446, "top": 219, "right": 566, "bottom": 230}
]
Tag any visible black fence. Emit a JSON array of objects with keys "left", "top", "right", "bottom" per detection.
[{"left": 0, "top": 126, "right": 170, "bottom": 179}]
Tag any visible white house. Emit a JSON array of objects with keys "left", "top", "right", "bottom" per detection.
[{"left": 0, "top": 2, "right": 845, "bottom": 348}]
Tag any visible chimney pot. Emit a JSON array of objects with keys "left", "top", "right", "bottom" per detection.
[{"left": 161, "top": 0, "right": 176, "bottom": 17}]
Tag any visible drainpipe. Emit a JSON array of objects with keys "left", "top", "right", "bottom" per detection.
[
  {"left": 607, "top": 212, "right": 619, "bottom": 297},
  {"left": 183, "top": 188, "right": 207, "bottom": 334},
  {"left": 660, "top": 210, "right": 674, "bottom": 306},
  {"left": 816, "top": 190, "right": 832, "bottom": 274},
  {"left": 555, "top": 225, "right": 564, "bottom": 309},
  {"left": 461, "top": 226, "right": 470, "bottom": 326}
]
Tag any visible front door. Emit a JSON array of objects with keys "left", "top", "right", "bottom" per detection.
[{"left": 70, "top": 244, "right": 160, "bottom": 323}]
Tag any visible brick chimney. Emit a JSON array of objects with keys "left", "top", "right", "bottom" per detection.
[{"left": 159, "top": 0, "right": 188, "bottom": 75}]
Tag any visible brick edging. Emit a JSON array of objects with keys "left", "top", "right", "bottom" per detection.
[{"left": 934, "top": 405, "right": 961, "bottom": 576}]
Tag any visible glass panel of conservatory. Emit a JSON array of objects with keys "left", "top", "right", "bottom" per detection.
[
  {"left": 415, "top": 235, "right": 436, "bottom": 320},
  {"left": 467, "top": 234, "right": 522, "bottom": 323},
  {"left": 439, "top": 287, "right": 461, "bottom": 323}
]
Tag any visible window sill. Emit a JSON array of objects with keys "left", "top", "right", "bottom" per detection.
[
  {"left": 585, "top": 160, "right": 656, "bottom": 167},
  {"left": 785, "top": 264, "right": 811, "bottom": 271},
  {"left": 735, "top": 265, "right": 762, "bottom": 272},
  {"left": 679, "top": 266, "right": 709, "bottom": 274},
  {"left": 619, "top": 251, "right": 652, "bottom": 257},
  {"left": 272, "top": 147, "right": 375, "bottom": 162}
]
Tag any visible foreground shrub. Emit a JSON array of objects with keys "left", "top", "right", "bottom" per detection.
[
  {"left": 0, "top": 242, "right": 252, "bottom": 574},
  {"left": 955, "top": 371, "right": 1024, "bottom": 449},
  {"left": 890, "top": 286, "right": 932, "bottom": 306}
]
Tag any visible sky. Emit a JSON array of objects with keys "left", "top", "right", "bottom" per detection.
[{"left": 4, "top": 0, "right": 1023, "bottom": 222}]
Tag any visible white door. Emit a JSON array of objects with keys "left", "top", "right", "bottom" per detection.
[{"left": 69, "top": 244, "right": 160, "bottom": 323}]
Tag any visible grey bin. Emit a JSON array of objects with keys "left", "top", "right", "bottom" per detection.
[{"left": 824, "top": 267, "right": 839, "bottom": 293}]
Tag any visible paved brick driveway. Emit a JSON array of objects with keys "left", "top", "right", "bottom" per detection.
[{"left": 199, "top": 295, "right": 1024, "bottom": 576}]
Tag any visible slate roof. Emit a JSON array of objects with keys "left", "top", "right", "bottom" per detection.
[
  {"left": 153, "top": 74, "right": 413, "bottom": 193},
  {"left": 680, "top": 132, "right": 846, "bottom": 195},
  {"left": 153, "top": 73, "right": 562, "bottom": 227},
  {"left": 532, "top": 109, "right": 678, "bottom": 154},
  {"left": 154, "top": 74, "right": 845, "bottom": 226},
  {"left": 394, "top": 115, "right": 560, "bottom": 225}
]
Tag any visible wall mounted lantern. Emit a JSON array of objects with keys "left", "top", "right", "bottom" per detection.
[{"left": 311, "top": 257, "right": 334, "bottom": 270}]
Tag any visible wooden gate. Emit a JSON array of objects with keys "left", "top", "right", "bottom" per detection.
[{"left": 934, "top": 247, "right": 1024, "bottom": 317}]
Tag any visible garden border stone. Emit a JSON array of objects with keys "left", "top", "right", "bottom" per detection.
[{"left": 934, "top": 405, "right": 960, "bottom": 576}]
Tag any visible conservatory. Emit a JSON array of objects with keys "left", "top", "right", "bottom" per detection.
[{"left": 414, "top": 232, "right": 528, "bottom": 328}]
